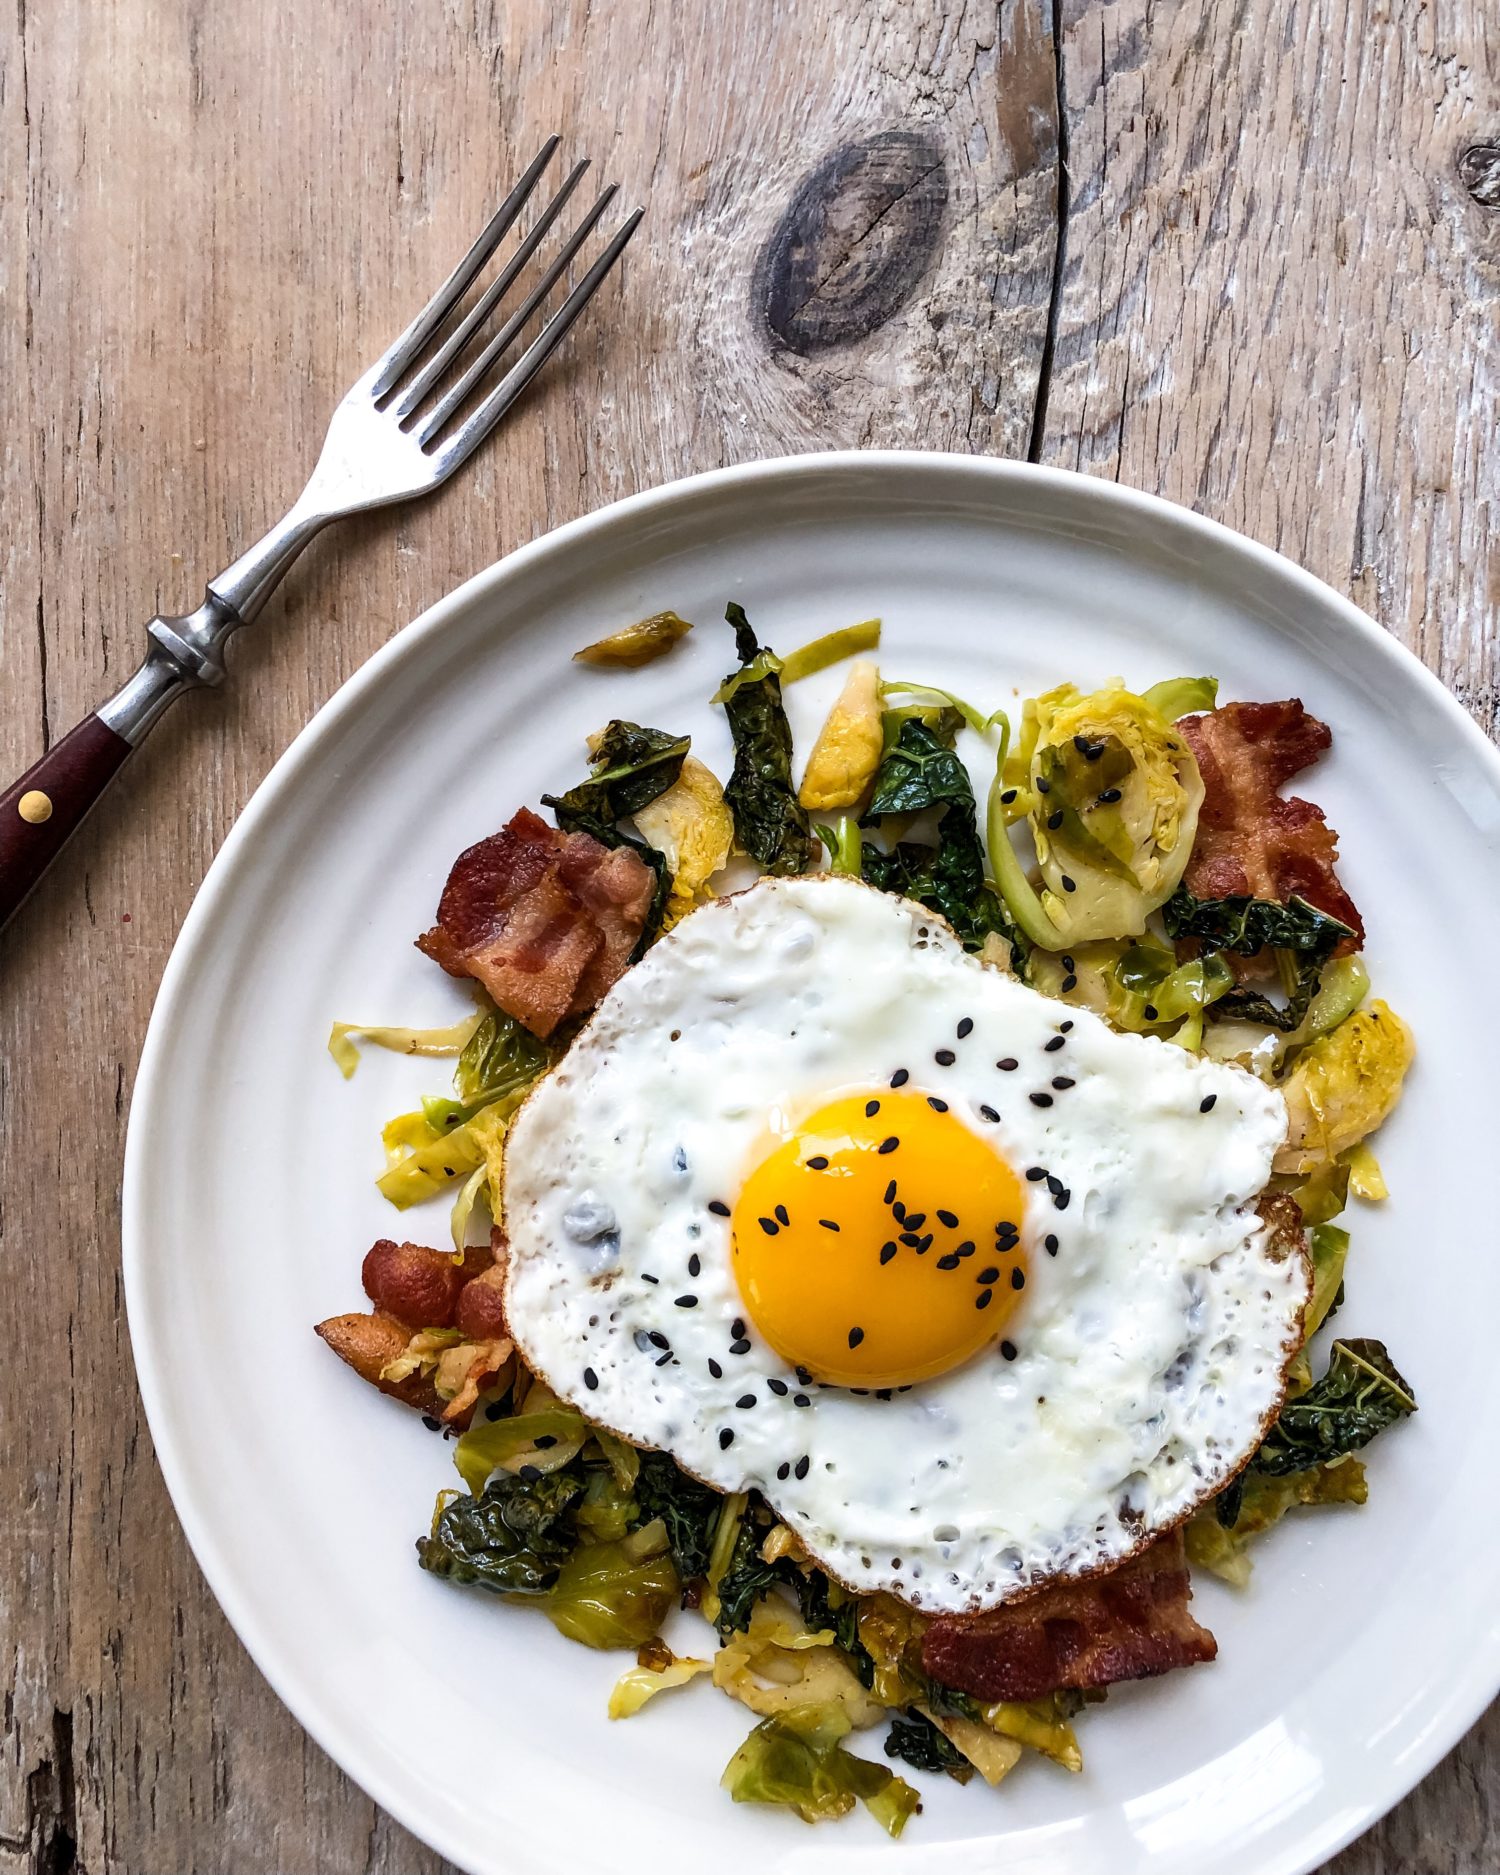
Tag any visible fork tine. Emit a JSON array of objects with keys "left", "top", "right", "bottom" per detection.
[
  {"left": 368, "top": 136, "right": 560, "bottom": 401},
  {"left": 426, "top": 207, "right": 644, "bottom": 472},
  {"left": 387, "top": 158, "right": 591, "bottom": 422},
  {"left": 415, "top": 184, "right": 620, "bottom": 446}
]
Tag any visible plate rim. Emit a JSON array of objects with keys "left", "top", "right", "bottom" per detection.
[{"left": 122, "top": 448, "right": 1500, "bottom": 1875}]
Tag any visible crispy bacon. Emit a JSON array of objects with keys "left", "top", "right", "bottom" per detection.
[
  {"left": 416, "top": 807, "right": 654, "bottom": 1036},
  {"left": 1178, "top": 701, "right": 1363, "bottom": 950},
  {"left": 920, "top": 1531, "right": 1216, "bottom": 1703}
]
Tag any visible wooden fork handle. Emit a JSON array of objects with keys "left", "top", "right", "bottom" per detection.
[{"left": 0, "top": 714, "right": 134, "bottom": 930}]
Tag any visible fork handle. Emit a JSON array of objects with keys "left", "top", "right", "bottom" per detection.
[{"left": 0, "top": 714, "right": 136, "bottom": 928}]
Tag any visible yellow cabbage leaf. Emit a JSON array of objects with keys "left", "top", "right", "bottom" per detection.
[
  {"left": 798, "top": 659, "right": 884, "bottom": 812},
  {"left": 1275, "top": 1001, "right": 1413, "bottom": 1176}
]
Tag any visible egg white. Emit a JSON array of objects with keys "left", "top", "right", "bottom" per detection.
[{"left": 502, "top": 876, "right": 1304, "bottom": 1614}]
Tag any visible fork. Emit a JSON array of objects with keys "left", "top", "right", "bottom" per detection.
[{"left": 0, "top": 138, "right": 642, "bottom": 933}]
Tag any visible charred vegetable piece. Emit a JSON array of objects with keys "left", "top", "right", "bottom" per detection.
[
  {"left": 1163, "top": 886, "right": 1355, "bottom": 1031},
  {"left": 416, "top": 1467, "right": 582, "bottom": 1595},
  {"left": 1252, "top": 1338, "right": 1415, "bottom": 1476},
  {"left": 717, "top": 604, "right": 814, "bottom": 875},
  {"left": 884, "top": 1711, "right": 973, "bottom": 1782},
  {"left": 573, "top": 610, "right": 694, "bottom": 668}
]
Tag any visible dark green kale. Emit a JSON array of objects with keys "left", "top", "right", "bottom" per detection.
[
  {"left": 718, "top": 604, "right": 814, "bottom": 876},
  {"left": 1251, "top": 1338, "right": 1415, "bottom": 1477},
  {"left": 795, "top": 1570, "right": 877, "bottom": 1687},
  {"left": 861, "top": 718, "right": 1026, "bottom": 964},
  {"left": 632, "top": 1450, "right": 722, "bottom": 1582},
  {"left": 715, "top": 1506, "right": 799, "bottom": 1638},
  {"left": 415, "top": 1466, "right": 583, "bottom": 1596},
  {"left": 1161, "top": 886, "right": 1355, "bottom": 1031},
  {"left": 883, "top": 1711, "right": 973, "bottom": 1782},
  {"left": 543, "top": 719, "right": 689, "bottom": 951},
  {"left": 1213, "top": 1473, "right": 1245, "bottom": 1529}
]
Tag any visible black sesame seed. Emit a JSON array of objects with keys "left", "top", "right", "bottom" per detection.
[
  {"left": 1061, "top": 973, "right": 1078, "bottom": 993},
  {"left": 997, "top": 1056, "right": 1018, "bottom": 1071},
  {"left": 796, "top": 1365, "right": 813, "bottom": 1384},
  {"left": 1061, "top": 875, "right": 1077, "bottom": 893},
  {"left": 1011, "top": 1267, "right": 1026, "bottom": 1290},
  {"left": 583, "top": 1367, "right": 599, "bottom": 1390},
  {"left": 900, "top": 1231, "right": 922, "bottom": 1248},
  {"left": 1045, "top": 1174, "right": 1063, "bottom": 1195},
  {"left": 1036, "top": 775, "right": 1051, "bottom": 794},
  {"left": 876, "top": 1387, "right": 893, "bottom": 1401},
  {"left": 1200, "top": 1093, "right": 1218, "bottom": 1113},
  {"left": 865, "top": 1098, "right": 881, "bottom": 1117},
  {"left": 1026, "top": 1166, "right": 1046, "bottom": 1182},
  {"left": 1045, "top": 1034, "right": 1066, "bottom": 1053},
  {"left": 848, "top": 1326, "right": 865, "bottom": 1349},
  {"left": 1044, "top": 1233, "right": 1059, "bottom": 1254},
  {"left": 1001, "top": 788, "right": 1017, "bottom": 804},
  {"left": 879, "top": 1242, "right": 897, "bottom": 1265},
  {"left": 1052, "top": 1076, "right": 1075, "bottom": 1090},
  {"left": 1060, "top": 1019, "right": 1075, "bottom": 1032},
  {"left": 1098, "top": 786, "right": 1122, "bottom": 803},
  {"left": 878, "top": 1137, "right": 899, "bottom": 1154},
  {"left": 977, "top": 1266, "right": 1000, "bottom": 1284},
  {"left": 937, "top": 1209, "right": 959, "bottom": 1228},
  {"left": 768, "top": 1378, "right": 789, "bottom": 1396},
  {"left": 976, "top": 1289, "right": 993, "bottom": 1310},
  {"left": 534, "top": 1433, "right": 558, "bottom": 1449},
  {"left": 656, "top": 1351, "right": 673, "bottom": 1367},
  {"left": 927, "top": 1095, "right": 949, "bottom": 1113},
  {"left": 1030, "top": 1091, "right": 1054, "bottom": 1108},
  {"left": 1054, "top": 1187, "right": 1071, "bottom": 1211},
  {"left": 904, "top": 1212, "right": 927, "bottom": 1230},
  {"left": 1143, "top": 1003, "right": 1159, "bottom": 1021},
  {"left": 980, "top": 1104, "right": 1000, "bottom": 1123},
  {"left": 892, "top": 1201, "right": 907, "bottom": 1223},
  {"left": 720, "top": 1428, "right": 734, "bottom": 1449},
  {"left": 916, "top": 1233, "right": 934, "bottom": 1253},
  {"left": 957, "top": 1017, "right": 974, "bottom": 1039},
  {"left": 730, "top": 1338, "right": 751, "bottom": 1356},
  {"left": 1001, "top": 1340, "right": 1018, "bottom": 1360},
  {"left": 936, "top": 1253, "right": 961, "bottom": 1270},
  {"left": 794, "top": 1393, "right": 811, "bottom": 1408},
  {"left": 675, "top": 1294, "right": 698, "bottom": 1309},
  {"left": 708, "top": 1199, "right": 730, "bottom": 1217},
  {"left": 807, "top": 1156, "right": 829, "bottom": 1171},
  {"left": 733, "top": 1318, "right": 747, "bottom": 1339},
  {"left": 890, "top": 1067, "right": 910, "bottom": 1088},
  {"left": 642, "top": 1273, "right": 659, "bottom": 1285},
  {"left": 519, "top": 1463, "right": 541, "bottom": 1481},
  {"left": 957, "top": 1240, "right": 976, "bottom": 1256},
  {"left": 935, "top": 1048, "right": 956, "bottom": 1066},
  {"left": 1047, "top": 809, "right": 1064, "bottom": 831},
  {"left": 708, "top": 1358, "right": 723, "bottom": 1378},
  {"left": 688, "top": 1253, "right": 701, "bottom": 1276},
  {"left": 884, "top": 1180, "right": 898, "bottom": 1205},
  {"left": 775, "top": 1203, "right": 790, "bottom": 1227},
  {"left": 777, "top": 1461, "right": 791, "bottom": 1480},
  {"left": 484, "top": 1401, "right": 506, "bottom": 1423},
  {"left": 819, "top": 1218, "right": 840, "bottom": 1232},
  {"left": 648, "top": 1330, "right": 670, "bottom": 1349},
  {"left": 795, "top": 1455, "right": 811, "bottom": 1480},
  {"left": 422, "top": 1414, "right": 443, "bottom": 1431},
  {"left": 758, "top": 1217, "right": 779, "bottom": 1236},
  {"left": 1062, "top": 955, "right": 1075, "bottom": 972},
  {"left": 737, "top": 1394, "right": 757, "bottom": 1410}
]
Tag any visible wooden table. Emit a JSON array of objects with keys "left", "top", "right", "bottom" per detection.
[{"left": 2, "top": 2, "right": 1495, "bottom": 1869}]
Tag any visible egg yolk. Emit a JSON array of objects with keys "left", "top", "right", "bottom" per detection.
[{"left": 731, "top": 1090, "right": 1030, "bottom": 1387}]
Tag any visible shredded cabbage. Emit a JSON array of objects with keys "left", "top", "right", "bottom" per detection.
[
  {"left": 1275, "top": 1000, "right": 1414, "bottom": 1176},
  {"left": 544, "top": 1533, "right": 678, "bottom": 1650},
  {"left": 451, "top": 1396, "right": 590, "bottom": 1495},
  {"left": 377, "top": 1088, "right": 522, "bottom": 1210},
  {"left": 1342, "top": 1141, "right": 1388, "bottom": 1200},
  {"left": 778, "top": 618, "right": 881, "bottom": 684},
  {"left": 713, "top": 1597, "right": 884, "bottom": 1726},
  {"left": 879, "top": 678, "right": 1000, "bottom": 738},
  {"left": 327, "top": 1010, "right": 486, "bottom": 1079},
  {"left": 721, "top": 1704, "right": 919, "bottom": 1836},
  {"left": 918, "top": 1705, "right": 1023, "bottom": 1787},
  {"left": 1139, "top": 675, "right": 1219, "bottom": 723},
  {"left": 609, "top": 1647, "right": 712, "bottom": 1718},
  {"left": 631, "top": 754, "right": 733, "bottom": 926},
  {"left": 1185, "top": 1459, "right": 1367, "bottom": 1585}
]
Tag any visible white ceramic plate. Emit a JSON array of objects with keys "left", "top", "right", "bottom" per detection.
[{"left": 124, "top": 453, "right": 1500, "bottom": 1875}]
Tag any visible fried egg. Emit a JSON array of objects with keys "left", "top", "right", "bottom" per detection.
[{"left": 502, "top": 876, "right": 1304, "bottom": 1613}]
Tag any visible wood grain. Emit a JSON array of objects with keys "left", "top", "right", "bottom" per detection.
[{"left": 0, "top": 1, "right": 1493, "bottom": 1870}]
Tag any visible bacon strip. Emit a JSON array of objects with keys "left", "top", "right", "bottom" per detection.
[
  {"left": 416, "top": 807, "right": 654, "bottom": 1036},
  {"left": 1178, "top": 701, "right": 1363, "bottom": 950},
  {"left": 920, "top": 1531, "right": 1216, "bottom": 1703}
]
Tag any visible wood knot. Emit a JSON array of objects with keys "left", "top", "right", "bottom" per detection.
[
  {"left": 758, "top": 130, "right": 948, "bottom": 356},
  {"left": 1458, "top": 143, "right": 1500, "bottom": 209}
]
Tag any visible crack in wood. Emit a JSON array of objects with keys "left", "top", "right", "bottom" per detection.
[
  {"left": 1027, "top": 0, "right": 1070, "bottom": 462},
  {"left": 1, "top": 1708, "right": 78, "bottom": 1875}
]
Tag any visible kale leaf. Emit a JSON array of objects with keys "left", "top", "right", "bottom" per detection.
[
  {"left": 715, "top": 1508, "right": 798, "bottom": 1638},
  {"left": 543, "top": 719, "right": 689, "bottom": 951},
  {"left": 718, "top": 604, "right": 814, "bottom": 876},
  {"left": 415, "top": 1466, "right": 583, "bottom": 1596},
  {"left": 795, "top": 1570, "right": 877, "bottom": 1687},
  {"left": 633, "top": 1450, "right": 721, "bottom": 1582},
  {"left": 861, "top": 718, "right": 1026, "bottom": 963},
  {"left": 883, "top": 1712, "right": 973, "bottom": 1782},
  {"left": 1251, "top": 1338, "right": 1415, "bottom": 1477},
  {"left": 1162, "top": 886, "right": 1355, "bottom": 1031}
]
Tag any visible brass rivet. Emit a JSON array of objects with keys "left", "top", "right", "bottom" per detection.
[{"left": 18, "top": 790, "right": 53, "bottom": 824}]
